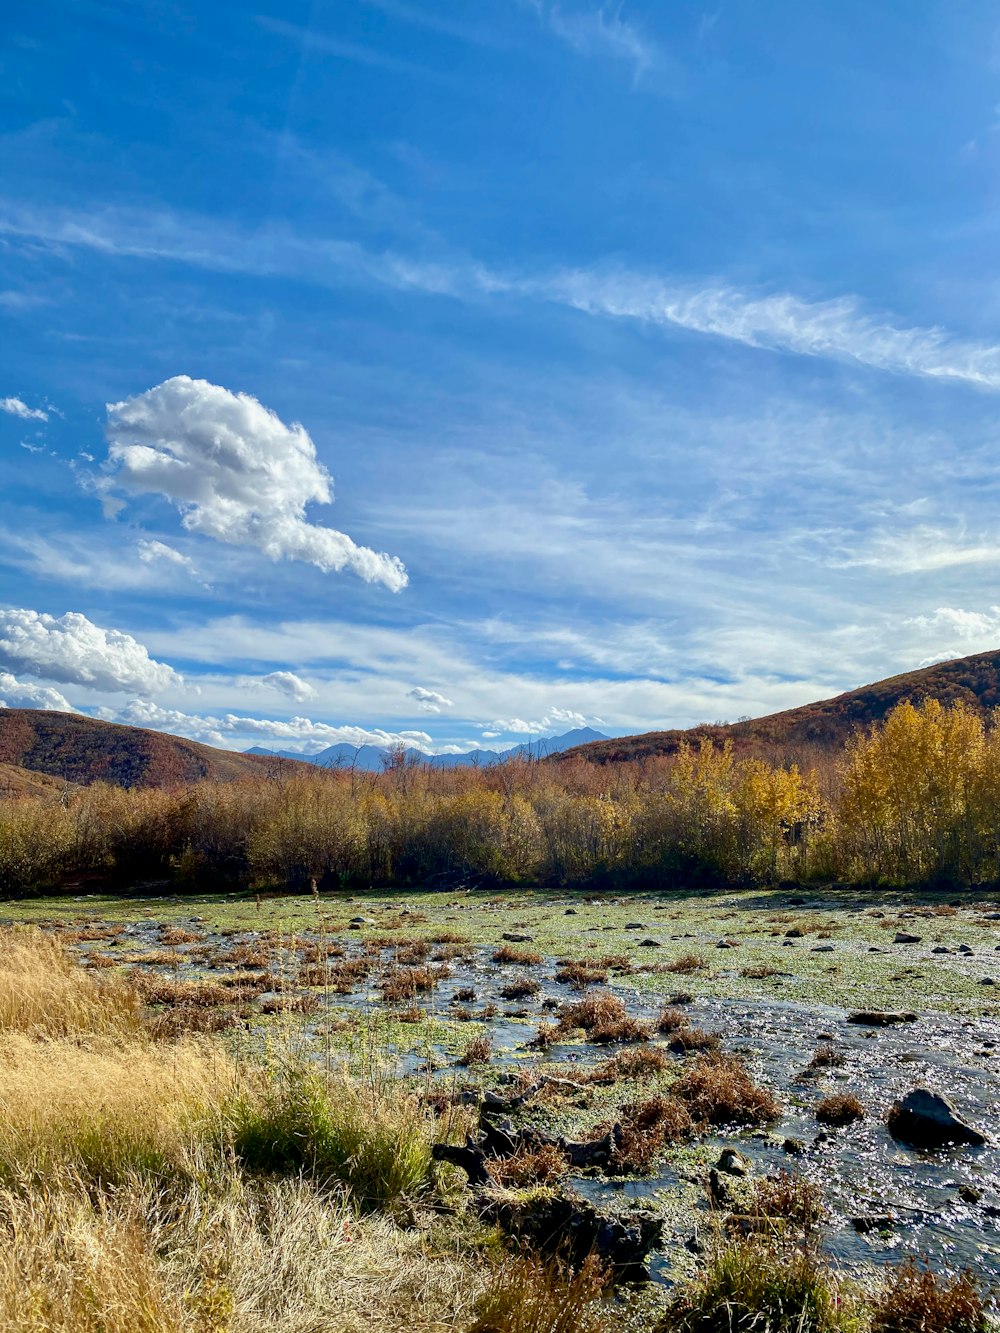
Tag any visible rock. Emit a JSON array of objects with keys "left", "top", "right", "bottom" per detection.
[
  {"left": 894, "top": 932, "right": 922, "bottom": 944},
  {"left": 502, "top": 932, "right": 533, "bottom": 943},
  {"left": 348, "top": 916, "right": 376, "bottom": 927},
  {"left": 979, "top": 977, "right": 996, "bottom": 986},
  {"left": 640, "top": 938, "right": 662, "bottom": 948},
  {"left": 782, "top": 940, "right": 797, "bottom": 947},
  {"left": 564, "top": 908, "right": 578, "bottom": 915},
  {"left": 847, "top": 1010, "right": 918, "bottom": 1026},
  {"left": 715, "top": 1148, "right": 749, "bottom": 1177},
  {"left": 958, "top": 944, "right": 974, "bottom": 955},
  {"left": 782, "top": 1137, "right": 805, "bottom": 1155},
  {"left": 716, "top": 939, "right": 739, "bottom": 949},
  {"left": 707, "top": 1169, "right": 731, "bottom": 1206},
  {"left": 851, "top": 1215, "right": 895, "bottom": 1234},
  {"left": 811, "top": 944, "right": 835, "bottom": 952},
  {"left": 932, "top": 946, "right": 952, "bottom": 954},
  {"left": 958, "top": 1184, "right": 982, "bottom": 1203},
  {"left": 887, "top": 1088, "right": 988, "bottom": 1150},
  {"left": 624, "top": 922, "right": 645, "bottom": 930},
  {"left": 784, "top": 928, "right": 804, "bottom": 938}
]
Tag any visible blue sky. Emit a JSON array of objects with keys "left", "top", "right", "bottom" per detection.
[{"left": 3, "top": 1, "right": 1000, "bottom": 754}]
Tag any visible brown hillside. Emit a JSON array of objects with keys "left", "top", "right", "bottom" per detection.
[
  {"left": 0, "top": 762, "right": 74, "bottom": 799},
  {"left": 0, "top": 710, "right": 310, "bottom": 789},
  {"left": 562, "top": 648, "right": 1000, "bottom": 766}
]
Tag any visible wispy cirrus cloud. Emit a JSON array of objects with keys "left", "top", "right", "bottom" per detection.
[
  {"left": 5, "top": 198, "right": 1000, "bottom": 390},
  {"left": 544, "top": 4, "right": 661, "bottom": 82},
  {"left": 1, "top": 395, "right": 48, "bottom": 421}
]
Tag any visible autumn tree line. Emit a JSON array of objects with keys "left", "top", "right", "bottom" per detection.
[{"left": 2, "top": 699, "right": 1000, "bottom": 896}]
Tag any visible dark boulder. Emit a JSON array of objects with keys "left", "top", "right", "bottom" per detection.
[{"left": 887, "top": 1088, "right": 987, "bottom": 1150}]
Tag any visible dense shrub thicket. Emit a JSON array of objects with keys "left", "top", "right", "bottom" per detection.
[{"left": 3, "top": 700, "right": 1000, "bottom": 896}]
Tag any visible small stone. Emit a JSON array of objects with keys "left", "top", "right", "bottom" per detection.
[
  {"left": 958, "top": 944, "right": 974, "bottom": 955},
  {"left": 847, "top": 1011, "right": 918, "bottom": 1026},
  {"left": 640, "top": 938, "right": 661, "bottom": 948},
  {"left": 782, "top": 940, "right": 797, "bottom": 947},
  {"left": 716, "top": 938, "right": 739, "bottom": 949},
  {"left": 564, "top": 908, "right": 578, "bottom": 915},
  {"left": 958, "top": 1184, "right": 982, "bottom": 1203},
  {"left": 502, "top": 932, "right": 534, "bottom": 943},
  {"left": 894, "top": 932, "right": 922, "bottom": 944},
  {"left": 784, "top": 928, "right": 805, "bottom": 938},
  {"left": 932, "top": 946, "right": 952, "bottom": 954},
  {"left": 811, "top": 944, "right": 835, "bottom": 952},
  {"left": 782, "top": 1137, "right": 805, "bottom": 1155},
  {"left": 349, "top": 915, "right": 376, "bottom": 927},
  {"left": 979, "top": 977, "right": 996, "bottom": 986},
  {"left": 716, "top": 1148, "right": 749, "bottom": 1176},
  {"left": 624, "top": 922, "right": 645, "bottom": 930}
]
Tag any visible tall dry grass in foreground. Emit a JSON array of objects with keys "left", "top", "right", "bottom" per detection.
[
  {"left": 0, "top": 1034, "right": 235, "bottom": 1186},
  {"left": 0, "top": 1174, "right": 490, "bottom": 1333},
  {"left": 0, "top": 927, "right": 141, "bottom": 1038}
]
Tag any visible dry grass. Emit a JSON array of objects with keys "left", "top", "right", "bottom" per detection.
[
  {"left": 870, "top": 1257, "right": 987, "bottom": 1333},
  {"left": 590, "top": 1046, "right": 668, "bottom": 1084},
  {"left": 501, "top": 978, "right": 542, "bottom": 1000},
  {"left": 0, "top": 928, "right": 141, "bottom": 1039},
  {"left": 0, "top": 1173, "right": 491, "bottom": 1333},
  {"left": 554, "top": 961, "right": 608, "bottom": 988},
  {"left": 0, "top": 1184, "right": 184, "bottom": 1333},
  {"left": 0, "top": 1034, "right": 236, "bottom": 1185},
  {"left": 556, "top": 993, "right": 649, "bottom": 1044},
  {"left": 458, "top": 1034, "right": 493, "bottom": 1066},
  {"left": 663, "top": 953, "right": 707, "bottom": 974},
  {"left": 815, "top": 1093, "right": 865, "bottom": 1126},
  {"left": 672, "top": 1053, "right": 780, "bottom": 1127},
  {"left": 488, "top": 1143, "right": 569, "bottom": 1188},
  {"left": 493, "top": 945, "right": 543, "bottom": 965},
  {"left": 470, "top": 1253, "right": 609, "bottom": 1333},
  {"left": 603, "top": 1094, "right": 694, "bottom": 1172}
]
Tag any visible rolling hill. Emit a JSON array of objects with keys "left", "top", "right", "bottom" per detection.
[
  {"left": 0, "top": 710, "right": 311, "bottom": 790},
  {"left": 560, "top": 649, "right": 1000, "bottom": 765}
]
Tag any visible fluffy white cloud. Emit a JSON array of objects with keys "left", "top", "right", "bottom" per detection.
[
  {"left": 906, "top": 606, "right": 1000, "bottom": 640},
  {"left": 486, "top": 706, "right": 591, "bottom": 734},
  {"left": 0, "top": 610, "right": 180, "bottom": 693},
  {"left": 259, "top": 670, "right": 316, "bottom": 703},
  {"left": 111, "top": 699, "right": 432, "bottom": 751},
  {"left": 408, "top": 686, "right": 453, "bottom": 713},
  {"left": 1, "top": 396, "right": 48, "bottom": 421},
  {"left": 102, "top": 376, "right": 407, "bottom": 591},
  {"left": 0, "top": 672, "right": 74, "bottom": 711}
]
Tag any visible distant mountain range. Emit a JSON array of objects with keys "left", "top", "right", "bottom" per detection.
[
  {"left": 246, "top": 726, "right": 608, "bottom": 771},
  {"left": 6, "top": 646, "right": 1000, "bottom": 795}
]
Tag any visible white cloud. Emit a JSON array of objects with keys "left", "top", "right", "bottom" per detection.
[
  {"left": 1, "top": 396, "right": 48, "bottom": 421},
  {"left": 259, "top": 670, "right": 316, "bottom": 703},
  {"left": 408, "top": 685, "right": 454, "bottom": 712},
  {"left": 0, "top": 672, "right": 74, "bottom": 711},
  {"left": 110, "top": 699, "right": 433, "bottom": 751},
  {"left": 19, "top": 441, "right": 44, "bottom": 454},
  {"left": 906, "top": 606, "right": 1000, "bottom": 640},
  {"left": 137, "top": 538, "right": 199, "bottom": 576},
  {"left": 538, "top": 270, "right": 1000, "bottom": 390},
  {"left": 0, "top": 610, "right": 180, "bottom": 693},
  {"left": 11, "top": 200, "right": 1000, "bottom": 391},
  {"left": 486, "top": 706, "right": 591, "bottom": 734},
  {"left": 546, "top": 4, "right": 658, "bottom": 80},
  {"left": 102, "top": 376, "right": 408, "bottom": 591}
]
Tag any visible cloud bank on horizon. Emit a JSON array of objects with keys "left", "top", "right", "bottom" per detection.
[{"left": 3, "top": 0, "right": 1000, "bottom": 753}]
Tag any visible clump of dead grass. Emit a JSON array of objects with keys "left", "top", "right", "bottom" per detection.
[
  {"left": 672, "top": 1053, "right": 780, "bottom": 1127},
  {"left": 556, "top": 993, "right": 649, "bottom": 1044},
  {"left": 815, "top": 1093, "right": 865, "bottom": 1126},
  {"left": 470, "top": 1252, "right": 609, "bottom": 1333},
  {"left": 870, "top": 1257, "right": 988, "bottom": 1333}
]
